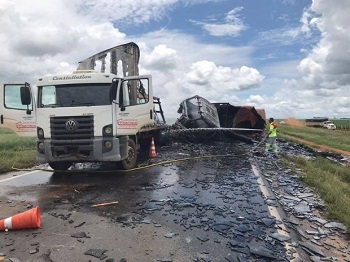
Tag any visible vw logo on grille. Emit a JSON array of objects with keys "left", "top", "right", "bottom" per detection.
[{"left": 65, "top": 119, "right": 77, "bottom": 131}]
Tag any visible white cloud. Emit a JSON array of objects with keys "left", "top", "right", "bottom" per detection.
[
  {"left": 193, "top": 7, "right": 247, "bottom": 37},
  {"left": 73, "top": 0, "right": 178, "bottom": 25},
  {"left": 300, "top": 8, "right": 313, "bottom": 36},
  {"left": 254, "top": 76, "right": 350, "bottom": 119},
  {"left": 256, "top": 6, "right": 320, "bottom": 48},
  {"left": 251, "top": 0, "right": 350, "bottom": 119},
  {"left": 0, "top": 0, "right": 349, "bottom": 120},
  {"left": 298, "top": 0, "right": 350, "bottom": 90},
  {"left": 73, "top": 0, "right": 223, "bottom": 25},
  {"left": 143, "top": 45, "right": 177, "bottom": 71},
  {"left": 185, "top": 61, "right": 264, "bottom": 90},
  {"left": 257, "top": 27, "right": 307, "bottom": 46},
  {"left": 127, "top": 31, "right": 261, "bottom": 117},
  {"left": 0, "top": 0, "right": 127, "bottom": 81},
  {"left": 247, "top": 95, "right": 265, "bottom": 104}
]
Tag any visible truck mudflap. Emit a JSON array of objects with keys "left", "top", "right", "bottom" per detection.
[{"left": 36, "top": 136, "right": 128, "bottom": 163}]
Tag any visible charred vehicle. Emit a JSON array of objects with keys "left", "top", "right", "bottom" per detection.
[{"left": 176, "top": 96, "right": 265, "bottom": 143}]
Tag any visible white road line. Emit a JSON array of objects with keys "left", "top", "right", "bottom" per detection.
[
  {"left": 251, "top": 163, "right": 300, "bottom": 261},
  {"left": 0, "top": 170, "right": 41, "bottom": 183}
]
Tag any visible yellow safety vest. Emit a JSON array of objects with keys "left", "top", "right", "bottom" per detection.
[{"left": 269, "top": 122, "right": 277, "bottom": 137}]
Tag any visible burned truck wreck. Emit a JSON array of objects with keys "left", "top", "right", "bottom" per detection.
[
  {"left": 176, "top": 96, "right": 221, "bottom": 128},
  {"left": 214, "top": 103, "right": 266, "bottom": 130},
  {"left": 175, "top": 95, "right": 266, "bottom": 143}
]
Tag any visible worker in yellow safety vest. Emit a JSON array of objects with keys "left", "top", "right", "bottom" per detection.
[{"left": 265, "top": 117, "right": 278, "bottom": 154}]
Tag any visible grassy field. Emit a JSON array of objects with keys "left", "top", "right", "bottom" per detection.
[
  {"left": 278, "top": 121, "right": 350, "bottom": 152},
  {"left": 0, "top": 128, "right": 36, "bottom": 173},
  {"left": 283, "top": 155, "right": 350, "bottom": 230},
  {"left": 332, "top": 119, "right": 350, "bottom": 129}
]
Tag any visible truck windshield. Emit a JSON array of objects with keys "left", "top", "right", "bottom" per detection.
[{"left": 38, "top": 84, "right": 111, "bottom": 108}]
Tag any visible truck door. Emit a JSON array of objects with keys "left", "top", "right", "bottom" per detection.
[
  {"left": 115, "top": 76, "right": 154, "bottom": 136},
  {"left": 0, "top": 82, "right": 36, "bottom": 137}
]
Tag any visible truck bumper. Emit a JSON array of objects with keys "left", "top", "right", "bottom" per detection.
[{"left": 36, "top": 136, "right": 128, "bottom": 164}]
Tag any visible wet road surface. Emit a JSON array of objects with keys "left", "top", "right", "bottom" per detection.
[{"left": 0, "top": 137, "right": 349, "bottom": 261}]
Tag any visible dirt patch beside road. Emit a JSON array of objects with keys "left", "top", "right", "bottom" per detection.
[{"left": 285, "top": 118, "right": 305, "bottom": 127}]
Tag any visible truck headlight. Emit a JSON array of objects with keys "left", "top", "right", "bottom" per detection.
[
  {"left": 37, "top": 142, "right": 45, "bottom": 153},
  {"left": 103, "top": 125, "right": 113, "bottom": 137},
  {"left": 104, "top": 140, "right": 113, "bottom": 149},
  {"left": 37, "top": 127, "right": 44, "bottom": 138},
  {"left": 105, "top": 126, "right": 112, "bottom": 134}
]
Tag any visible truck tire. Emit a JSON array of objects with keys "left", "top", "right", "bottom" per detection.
[
  {"left": 119, "top": 139, "right": 137, "bottom": 170},
  {"left": 49, "top": 162, "right": 72, "bottom": 171}
]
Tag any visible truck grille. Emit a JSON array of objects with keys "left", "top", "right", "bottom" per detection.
[
  {"left": 50, "top": 116, "right": 94, "bottom": 140},
  {"left": 50, "top": 116, "right": 94, "bottom": 157}
]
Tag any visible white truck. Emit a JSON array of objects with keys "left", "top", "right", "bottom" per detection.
[
  {"left": 305, "top": 118, "right": 336, "bottom": 130},
  {"left": 0, "top": 42, "right": 167, "bottom": 170},
  {"left": 322, "top": 121, "right": 336, "bottom": 130}
]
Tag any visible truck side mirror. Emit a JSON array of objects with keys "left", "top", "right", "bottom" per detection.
[
  {"left": 109, "top": 78, "right": 118, "bottom": 103},
  {"left": 20, "top": 84, "right": 31, "bottom": 105}
]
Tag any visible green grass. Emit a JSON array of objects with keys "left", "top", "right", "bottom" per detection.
[
  {"left": 0, "top": 128, "right": 36, "bottom": 173},
  {"left": 332, "top": 119, "right": 350, "bottom": 129},
  {"left": 278, "top": 124, "right": 350, "bottom": 152},
  {"left": 284, "top": 156, "right": 350, "bottom": 230}
]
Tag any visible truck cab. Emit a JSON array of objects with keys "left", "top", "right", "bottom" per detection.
[
  {"left": 1, "top": 71, "right": 164, "bottom": 170},
  {"left": 1, "top": 42, "right": 167, "bottom": 170},
  {"left": 323, "top": 121, "right": 336, "bottom": 130}
]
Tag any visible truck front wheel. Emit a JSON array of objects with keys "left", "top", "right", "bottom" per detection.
[
  {"left": 119, "top": 139, "right": 137, "bottom": 170},
  {"left": 49, "top": 162, "right": 72, "bottom": 171}
]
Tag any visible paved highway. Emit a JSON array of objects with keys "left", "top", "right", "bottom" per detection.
[{"left": 0, "top": 138, "right": 348, "bottom": 261}]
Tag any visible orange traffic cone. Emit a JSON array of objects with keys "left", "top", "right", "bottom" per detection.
[
  {"left": 149, "top": 137, "right": 157, "bottom": 158},
  {"left": 0, "top": 206, "right": 41, "bottom": 231}
]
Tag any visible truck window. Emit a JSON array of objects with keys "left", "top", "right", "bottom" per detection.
[
  {"left": 40, "top": 85, "right": 56, "bottom": 106},
  {"left": 120, "top": 78, "right": 149, "bottom": 107},
  {"left": 38, "top": 84, "right": 111, "bottom": 107},
  {"left": 4, "top": 84, "right": 33, "bottom": 110}
]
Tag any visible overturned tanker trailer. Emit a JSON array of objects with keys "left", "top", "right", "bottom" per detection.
[
  {"left": 175, "top": 96, "right": 265, "bottom": 143},
  {"left": 176, "top": 95, "right": 220, "bottom": 128},
  {"left": 213, "top": 103, "right": 266, "bottom": 142}
]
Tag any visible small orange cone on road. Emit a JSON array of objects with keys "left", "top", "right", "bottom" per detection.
[
  {"left": 0, "top": 206, "right": 41, "bottom": 231},
  {"left": 149, "top": 137, "right": 157, "bottom": 158}
]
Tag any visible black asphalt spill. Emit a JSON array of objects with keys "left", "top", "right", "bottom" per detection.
[
  {"left": 1, "top": 136, "right": 349, "bottom": 261},
  {"left": 43, "top": 137, "right": 292, "bottom": 261}
]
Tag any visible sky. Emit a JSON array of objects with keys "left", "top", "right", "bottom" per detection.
[{"left": 0, "top": 0, "right": 349, "bottom": 120}]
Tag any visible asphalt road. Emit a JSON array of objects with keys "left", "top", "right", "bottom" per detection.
[{"left": 0, "top": 136, "right": 349, "bottom": 262}]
